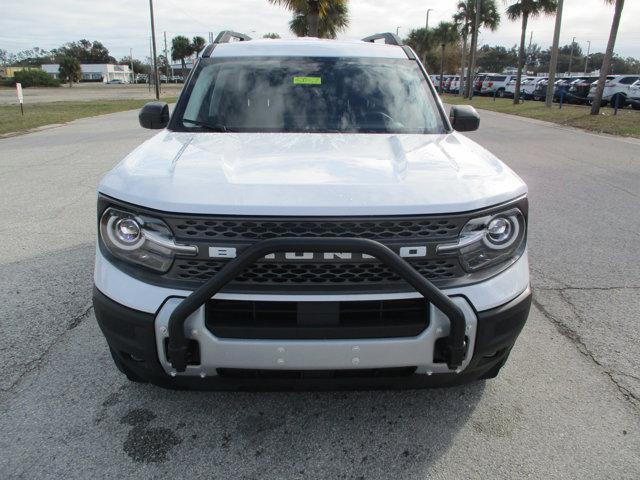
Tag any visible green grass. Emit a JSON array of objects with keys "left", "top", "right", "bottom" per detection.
[
  {"left": 0, "top": 97, "right": 178, "bottom": 136},
  {"left": 443, "top": 94, "right": 640, "bottom": 139}
]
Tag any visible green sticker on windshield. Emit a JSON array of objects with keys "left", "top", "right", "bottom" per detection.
[{"left": 293, "top": 76, "right": 322, "bottom": 85}]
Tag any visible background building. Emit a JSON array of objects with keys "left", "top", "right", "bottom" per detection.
[
  {"left": 41, "top": 64, "right": 133, "bottom": 83},
  {"left": 0, "top": 66, "right": 41, "bottom": 79}
]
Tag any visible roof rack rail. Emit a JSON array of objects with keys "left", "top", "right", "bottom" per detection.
[
  {"left": 214, "top": 30, "right": 252, "bottom": 44},
  {"left": 362, "top": 33, "right": 402, "bottom": 46},
  {"left": 202, "top": 30, "right": 252, "bottom": 57}
]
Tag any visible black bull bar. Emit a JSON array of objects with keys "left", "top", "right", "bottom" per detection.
[{"left": 167, "top": 237, "right": 468, "bottom": 372}]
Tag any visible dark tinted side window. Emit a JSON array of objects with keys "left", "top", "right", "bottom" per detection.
[{"left": 619, "top": 76, "right": 639, "bottom": 85}]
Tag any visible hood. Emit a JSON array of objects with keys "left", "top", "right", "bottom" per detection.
[{"left": 99, "top": 131, "right": 527, "bottom": 215}]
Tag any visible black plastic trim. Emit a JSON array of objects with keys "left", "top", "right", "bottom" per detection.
[
  {"left": 401, "top": 45, "right": 416, "bottom": 60},
  {"left": 362, "top": 33, "right": 402, "bottom": 46},
  {"left": 166, "top": 238, "right": 468, "bottom": 372},
  {"left": 93, "top": 286, "right": 531, "bottom": 390}
]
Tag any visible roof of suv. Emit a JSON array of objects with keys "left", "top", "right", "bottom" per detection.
[{"left": 210, "top": 38, "right": 408, "bottom": 59}]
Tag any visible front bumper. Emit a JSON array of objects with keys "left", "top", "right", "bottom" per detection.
[{"left": 94, "top": 285, "right": 531, "bottom": 389}]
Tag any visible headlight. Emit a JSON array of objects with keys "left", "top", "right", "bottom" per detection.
[
  {"left": 437, "top": 207, "right": 526, "bottom": 272},
  {"left": 99, "top": 207, "right": 197, "bottom": 272}
]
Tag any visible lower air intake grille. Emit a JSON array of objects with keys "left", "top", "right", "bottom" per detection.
[{"left": 205, "top": 298, "right": 429, "bottom": 339}]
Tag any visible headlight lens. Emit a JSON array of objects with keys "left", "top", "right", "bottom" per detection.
[
  {"left": 440, "top": 207, "right": 526, "bottom": 272},
  {"left": 114, "top": 218, "right": 142, "bottom": 245},
  {"left": 100, "top": 207, "right": 175, "bottom": 272}
]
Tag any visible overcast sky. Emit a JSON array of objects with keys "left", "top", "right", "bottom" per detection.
[{"left": 2, "top": 0, "right": 640, "bottom": 60}]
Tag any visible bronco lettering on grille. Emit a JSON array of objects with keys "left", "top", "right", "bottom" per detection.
[{"left": 208, "top": 246, "right": 430, "bottom": 260}]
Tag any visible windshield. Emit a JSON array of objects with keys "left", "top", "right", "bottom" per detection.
[{"left": 171, "top": 57, "right": 446, "bottom": 134}]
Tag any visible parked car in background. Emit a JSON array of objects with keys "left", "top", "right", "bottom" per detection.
[
  {"left": 430, "top": 75, "right": 443, "bottom": 92},
  {"left": 481, "top": 75, "right": 516, "bottom": 97},
  {"left": 567, "top": 76, "right": 600, "bottom": 104},
  {"left": 518, "top": 77, "right": 545, "bottom": 100},
  {"left": 588, "top": 74, "right": 640, "bottom": 107},
  {"left": 553, "top": 77, "right": 590, "bottom": 102},
  {"left": 106, "top": 79, "right": 124, "bottom": 84},
  {"left": 443, "top": 75, "right": 454, "bottom": 93},
  {"left": 135, "top": 74, "right": 148, "bottom": 84},
  {"left": 448, "top": 76, "right": 460, "bottom": 94},
  {"left": 532, "top": 78, "right": 553, "bottom": 101},
  {"left": 473, "top": 74, "right": 489, "bottom": 95},
  {"left": 628, "top": 80, "right": 640, "bottom": 110},
  {"left": 451, "top": 75, "right": 470, "bottom": 95},
  {"left": 505, "top": 76, "right": 535, "bottom": 98},
  {"left": 449, "top": 76, "right": 460, "bottom": 94}
]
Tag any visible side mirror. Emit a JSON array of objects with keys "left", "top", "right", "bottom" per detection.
[
  {"left": 450, "top": 105, "right": 480, "bottom": 132},
  {"left": 139, "top": 102, "right": 169, "bottom": 129}
]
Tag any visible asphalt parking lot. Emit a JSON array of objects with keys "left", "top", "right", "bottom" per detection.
[{"left": 1, "top": 109, "right": 639, "bottom": 479}]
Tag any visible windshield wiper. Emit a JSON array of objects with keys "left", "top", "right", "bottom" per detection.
[{"left": 182, "top": 118, "right": 232, "bottom": 132}]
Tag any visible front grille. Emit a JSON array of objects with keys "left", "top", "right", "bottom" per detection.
[
  {"left": 167, "top": 217, "right": 464, "bottom": 240},
  {"left": 206, "top": 298, "right": 429, "bottom": 339},
  {"left": 168, "top": 258, "right": 462, "bottom": 286},
  {"left": 154, "top": 214, "right": 471, "bottom": 292}
]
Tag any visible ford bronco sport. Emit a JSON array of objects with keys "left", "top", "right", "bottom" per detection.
[{"left": 94, "top": 31, "right": 531, "bottom": 389}]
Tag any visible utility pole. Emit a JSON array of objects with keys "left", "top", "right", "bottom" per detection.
[
  {"left": 164, "top": 31, "right": 170, "bottom": 80},
  {"left": 545, "top": 0, "right": 564, "bottom": 107},
  {"left": 527, "top": 31, "right": 533, "bottom": 71},
  {"left": 129, "top": 47, "right": 134, "bottom": 84},
  {"left": 426, "top": 9, "right": 434, "bottom": 30},
  {"left": 148, "top": 0, "right": 160, "bottom": 100},
  {"left": 396, "top": 26, "right": 400, "bottom": 36},
  {"left": 584, "top": 40, "right": 591, "bottom": 74},
  {"left": 148, "top": 37, "right": 152, "bottom": 92},
  {"left": 568, "top": 36, "right": 576, "bottom": 74},
  {"left": 439, "top": 43, "right": 445, "bottom": 94}
]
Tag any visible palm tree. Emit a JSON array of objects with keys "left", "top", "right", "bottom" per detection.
[
  {"left": 268, "top": 0, "right": 349, "bottom": 38},
  {"left": 405, "top": 28, "right": 432, "bottom": 68},
  {"left": 191, "top": 36, "right": 206, "bottom": 57},
  {"left": 505, "top": 0, "right": 557, "bottom": 104},
  {"left": 433, "top": 22, "right": 461, "bottom": 90},
  {"left": 405, "top": 22, "right": 458, "bottom": 74},
  {"left": 591, "top": 0, "right": 625, "bottom": 115},
  {"left": 289, "top": 0, "right": 348, "bottom": 38},
  {"left": 58, "top": 55, "right": 81, "bottom": 87},
  {"left": 456, "top": 0, "right": 500, "bottom": 98},
  {"left": 453, "top": 2, "right": 472, "bottom": 97},
  {"left": 171, "top": 35, "right": 192, "bottom": 72}
]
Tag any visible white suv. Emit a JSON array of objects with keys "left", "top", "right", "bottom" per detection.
[
  {"left": 505, "top": 76, "right": 535, "bottom": 98},
  {"left": 481, "top": 74, "right": 516, "bottom": 97},
  {"left": 629, "top": 80, "right": 640, "bottom": 110},
  {"left": 94, "top": 32, "right": 531, "bottom": 389},
  {"left": 588, "top": 74, "right": 640, "bottom": 107}
]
